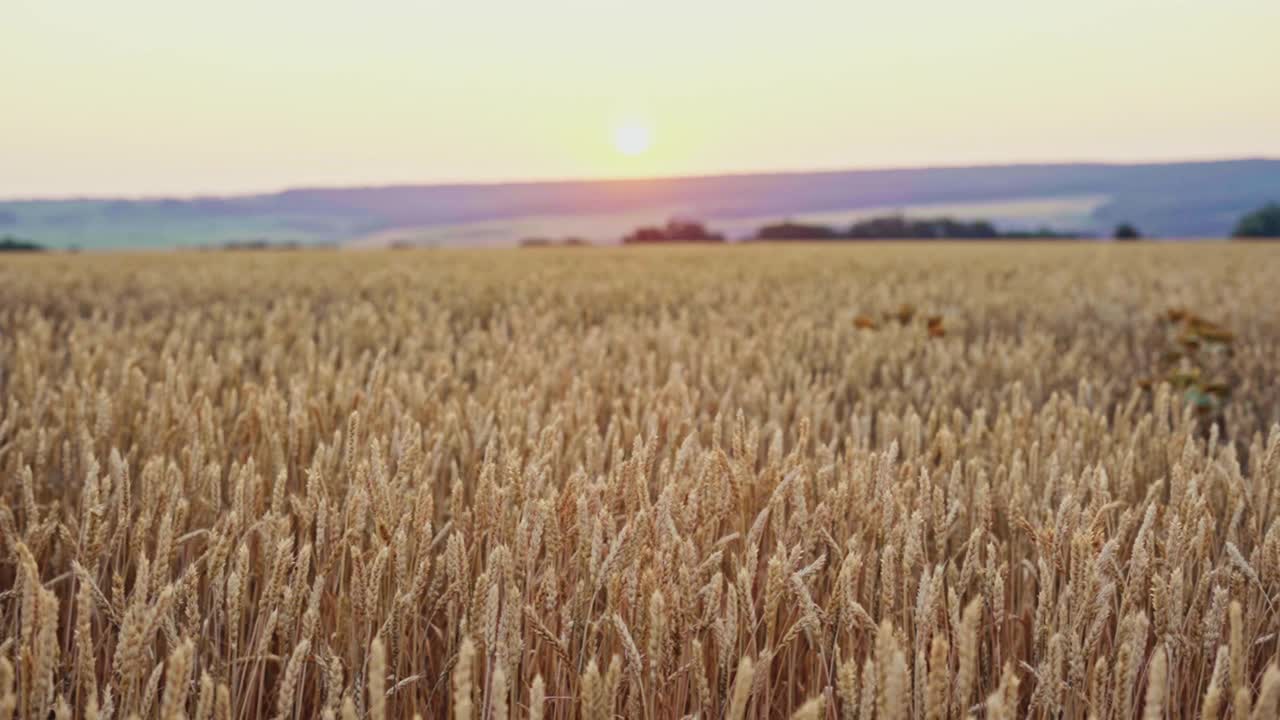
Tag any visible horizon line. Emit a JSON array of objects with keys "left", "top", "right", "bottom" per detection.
[{"left": 5, "top": 154, "right": 1276, "bottom": 204}]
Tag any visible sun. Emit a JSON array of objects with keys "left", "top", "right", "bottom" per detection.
[{"left": 612, "top": 123, "right": 653, "bottom": 157}]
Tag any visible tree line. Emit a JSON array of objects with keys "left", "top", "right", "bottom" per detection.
[
  {"left": 755, "top": 216, "right": 1085, "bottom": 241},
  {"left": 615, "top": 204, "right": 1280, "bottom": 245}
]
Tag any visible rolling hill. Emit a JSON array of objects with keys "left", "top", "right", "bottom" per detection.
[{"left": 3, "top": 159, "right": 1278, "bottom": 249}]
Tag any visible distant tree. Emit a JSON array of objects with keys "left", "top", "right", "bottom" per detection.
[
  {"left": 755, "top": 221, "right": 838, "bottom": 240},
  {"left": 1232, "top": 203, "right": 1280, "bottom": 238},
  {"left": 0, "top": 235, "right": 44, "bottom": 252},
  {"left": 622, "top": 219, "right": 724, "bottom": 244},
  {"left": 845, "top": 215, "right": 916, "bottom": 239},
  {"left": 1113, "top": 223, "right": 1141, "bottom": 240},
  {"left": 662, "top": 220, "right": 724, "bottom": 243},
  {"left": 844, "top": 215, "right": 1000, "bottom": 240},
  {"left": 520, "top": 237, "right": 554, "bottom": 248},
  {"left": 999, "top": 226, "right": 1082, "bottom": 240},
  {"left": 751, "top": 214, "right": 1085, "bottom": 241},
  {"left": 623, "top": 227, "right": 665, "bottom": 244}
]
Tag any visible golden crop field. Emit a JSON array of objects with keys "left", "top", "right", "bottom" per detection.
[{"left": 2, "top": 243, "right": 1279, "bottom": 720}]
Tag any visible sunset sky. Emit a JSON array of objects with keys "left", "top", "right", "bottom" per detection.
[{"left": 4, "top": 1, "right": 1279, "bottom": 198}]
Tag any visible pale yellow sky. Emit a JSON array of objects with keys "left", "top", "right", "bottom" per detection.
[{"left": 3, "top": 1, "right": 1278, "bottom": 197}]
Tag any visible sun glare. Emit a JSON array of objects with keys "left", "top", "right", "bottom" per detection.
[{"left": 612, "top": 123, "right": 653, "bottom": 157}]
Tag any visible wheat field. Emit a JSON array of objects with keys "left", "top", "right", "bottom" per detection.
[{"left": 1, "top": 243, "right": 1279, "bottom": 720}]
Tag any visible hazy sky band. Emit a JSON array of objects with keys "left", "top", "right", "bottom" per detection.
[{"left": 4, "top": 0, "right": 1278, "bottom": 197}]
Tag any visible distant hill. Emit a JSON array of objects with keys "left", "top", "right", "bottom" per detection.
[{"left": 3, "top": 159, "right": 1278, "bottom": 249}]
